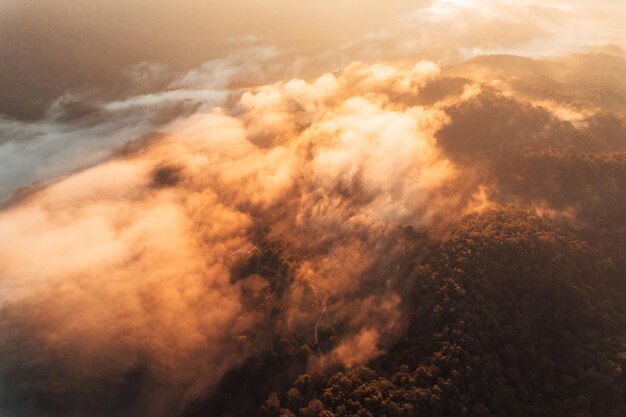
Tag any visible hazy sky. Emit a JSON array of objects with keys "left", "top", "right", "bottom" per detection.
[
  {"left": 3, "top": 1, "right": 623, "bottom": 50},
  {"left": 1, "top": 1, "right": 625, "bottom": 118}
]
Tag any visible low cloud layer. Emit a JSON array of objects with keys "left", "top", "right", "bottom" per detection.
[{"left": 0, "top": 61, "right": 491, "bottom": 416}]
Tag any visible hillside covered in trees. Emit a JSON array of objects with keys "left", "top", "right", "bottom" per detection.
[{"left": 190, "top": 208, "right": 626, "bottom": 417}]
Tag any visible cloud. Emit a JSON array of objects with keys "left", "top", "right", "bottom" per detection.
[
  {"left": 0, "top": 59, "right": 490, "bottom": 416},
  {"left": 0, "top": 46, "right": 290, "bottom": 205}
]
